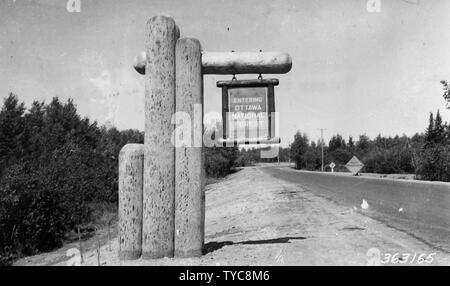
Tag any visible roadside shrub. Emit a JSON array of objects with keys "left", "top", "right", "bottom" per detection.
[
  {"left": 205, "top": 152, "right": 231, "bottom": 177},
  {"left": 235, "top": 152, "right": 255, "bottom": 167},
  {"left": 303, "top": 149, "right": 320, "bottom": 170},
  {"left": 204, "top": 146, "right": 238, "bottom": 177},
  {"left": 0, "top": 162, "right": 66, "bottom": 264},
  {"left": 416, "top": 144, "right": 450, "bottom": 182}
]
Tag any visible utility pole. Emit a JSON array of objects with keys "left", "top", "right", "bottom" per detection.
[
  {"left": 318, "top": 128, "right": 326, "bottom": 172},
  {"left": 287, "top": 141, "right": 291, "bottom": 167}
]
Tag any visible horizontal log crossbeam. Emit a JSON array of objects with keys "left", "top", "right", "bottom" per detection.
[
  {"left": 134, "top": 51, "right": 292, "bottom": 75},
  {"left": 218, "top": 137, "right": 281, "bottom": 145}
]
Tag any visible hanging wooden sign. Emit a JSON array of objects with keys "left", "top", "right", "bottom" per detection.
[{"left": 217, "top": 78, "right": 280, "bottom": 145}]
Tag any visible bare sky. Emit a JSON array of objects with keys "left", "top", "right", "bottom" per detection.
[{"left": 1, "top": 0, "right": 449, "bottom": 145}]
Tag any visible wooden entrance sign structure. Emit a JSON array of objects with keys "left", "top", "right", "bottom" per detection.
[{"left": 119, "top": 15, "right": 292, "bottom": 260}]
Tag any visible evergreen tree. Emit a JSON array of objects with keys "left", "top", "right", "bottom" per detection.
[
  {"left": 0, "top": 93, "right": 25, "bottom": 174},
  {"left": 328, "top": 134, "right": 346, "bottom": 152},
  {"left": 348, "top": 136, "right": 355, "bottom": 150},
  {"left": 434, "top": 110, "right": 445, "bottom": 144},
  {"left": 290, "top": 131, "right": 309, "bottom": 169},
  {"left": 425, "top": 112, "right": 435, "bottom": 144},
  {"left": 356, "top": 134, "right": 370, "bottom": 154},
  {"left": 440, "top": 80, "right": 450, "bottom": 109}
]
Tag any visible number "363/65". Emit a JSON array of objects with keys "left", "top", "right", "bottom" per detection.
[{"left": 367, "top": 248, "right": 436, "bottom": 265}]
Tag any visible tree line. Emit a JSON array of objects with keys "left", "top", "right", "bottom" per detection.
[
  {"left": 0, "top": 93, "right": 143, "bottom": 264},
  {"left": 288, "top": 82, "right": 450, "bottom": 181}
]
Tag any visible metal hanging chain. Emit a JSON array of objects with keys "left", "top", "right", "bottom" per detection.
[
  {"left": 231, "top": 50, "right": 236, "bottom": 80},
  {"left": 258, "top": 49, "right": 263, "bottom": 80}
]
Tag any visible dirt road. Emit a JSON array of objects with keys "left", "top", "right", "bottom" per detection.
[{"left": 15, "top": 166, "right": 450, "bottom": 266}]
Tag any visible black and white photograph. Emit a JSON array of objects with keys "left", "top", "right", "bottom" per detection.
[{"left": 0, "top": 0, "right": 449, "bottom": 271}]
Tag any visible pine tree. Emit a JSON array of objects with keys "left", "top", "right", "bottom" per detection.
[
  {"left": 348, "top": 137, "right": 354, "bottom": 147},
  {"left": 446, "top": 123, "right": 450, "bottom": 145},
  {"left": 328, "top": 134, "right": 346, "bottom": 152},
  {"left": 356, "top": 134, "right": 370, "bottom": 153},
  {"left": 440, "top": 80, "right": 450, "bottom": 109},
  {"left": 425, "top": 112, "right": 435, "bottom": 145},
  {"left": 0, "top": 93, "right": 25, "bottom": 172},
  {"left": 290, "top": 131, "right": 309, "bottom": 169},
  {"left": 434, "top": 110, "right": 445, "bottom": 144}
]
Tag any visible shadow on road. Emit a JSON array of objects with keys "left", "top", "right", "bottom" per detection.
[{"left": 203, "top": 236, "right": 308, "bottom": 255}]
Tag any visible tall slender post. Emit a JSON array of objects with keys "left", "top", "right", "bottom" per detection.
[
  {"left": 174, "top": 38, "right": 205, "bottom": 257},
  {"left": 318, "top": 128, "right": 326, "bottom": 172},
  {"left": 118, "top": 144, "right": 144, "bottom": 260},
  {"left": 142, "top": 15, "right": 180, "bottom": 259},
  {"left": 321, "top": 129, "right": 324, "bottom": 172}
]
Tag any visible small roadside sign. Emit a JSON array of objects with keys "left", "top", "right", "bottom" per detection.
[
  {"left": 345, "top": 156, "right": 364, "bottom": 175},
  {"left": 329, "top": 162, "right": 336, "bottom": 173}
]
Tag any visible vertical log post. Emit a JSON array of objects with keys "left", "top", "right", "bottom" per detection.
[
  {"left": 142, "top": 15, "right": 180, "bottom": 258},
  {"left": 118, "top": 144, "right": 144, "bottom": 260},
  {"left": 175, "top": 38, "right": 205, "bottom": 257}
]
